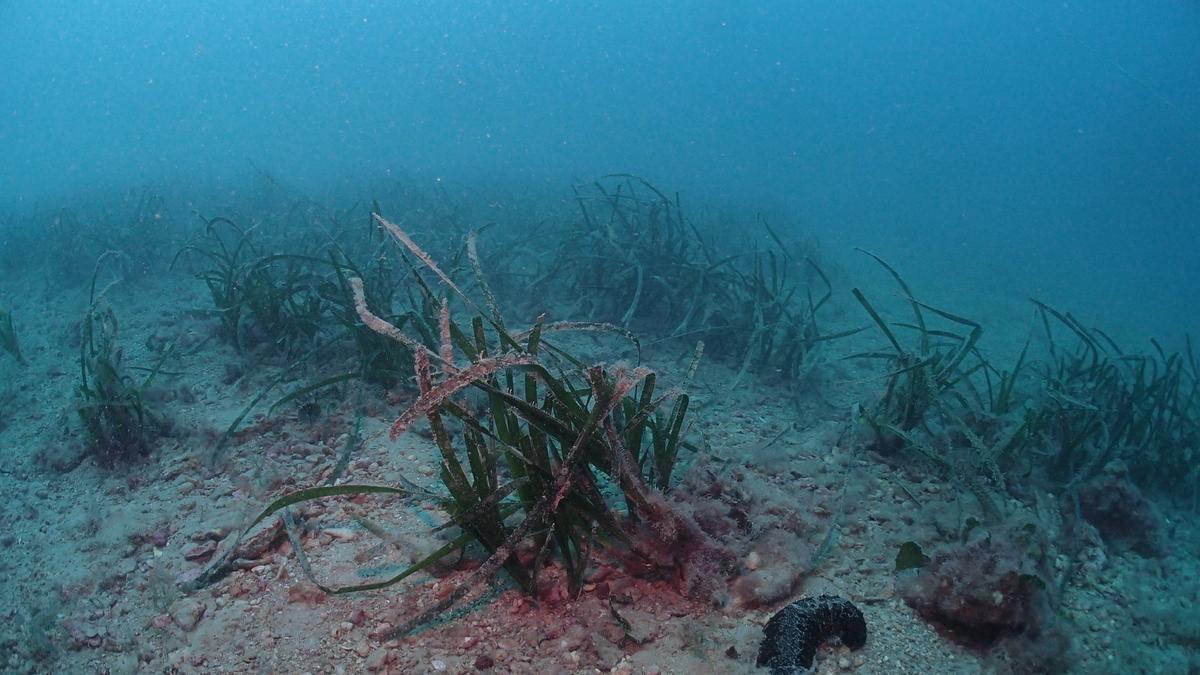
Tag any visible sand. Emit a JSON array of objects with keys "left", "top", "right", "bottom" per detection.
[{"left": 1, "top": 233, "right": 1196, "bottom": 675}]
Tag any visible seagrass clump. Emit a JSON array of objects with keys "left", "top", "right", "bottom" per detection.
[
  {"left": 1028, "top": 302, "right": 1200, "bottom": 495},
  {"left": 848, "top": 251, "right": 1029, "bottom": 523},
  {"left": 535, "top": 174, "right": 854, "bottom": 393},
  {"left": 172, "top": 216, "right": 330, "bottom": 356},
  {"left": 0, "top": 308, "right": 25, "bottom": 366},
  {"left": 203, "top": 214, "right": 704, "bottom": 637},
  {"left": 77, "top": 254, "right": 173, "bottom": 465},
  {"left": 850, "top": 250, "right": 983, "bottom": 445}
]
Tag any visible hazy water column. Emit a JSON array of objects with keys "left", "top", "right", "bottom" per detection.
[{"left": 0, "top": 1, "right": 1196, "bottom": 337}]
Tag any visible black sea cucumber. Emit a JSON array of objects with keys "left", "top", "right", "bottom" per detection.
[{"left": 756, "top": 594, "right": 867, "bottom": 673}]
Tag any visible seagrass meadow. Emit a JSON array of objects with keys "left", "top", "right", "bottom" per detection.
[
  {"left": 0, "top": 172, "right": 1196, "bottom": 674},
  {"left": 4, "top": 3, "right": 1200, "bottom": 674}
]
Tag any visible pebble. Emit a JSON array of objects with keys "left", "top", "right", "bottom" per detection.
[
  {"left": 181, "top": 540, "right": 218, "bottom": 562},
  {"left": 169, "top": 598, "right": 207, "bottom": 632},
  {"left": 368, "top": 622, "right": 393, "bottom": 640},
  {"left": 287, "top": 581, "right": 327, "bottom": 606},
  {"left": 325, "top": 527, "right": 358, "bottom": 542},
  {"left": 149, "top": 526, "right": 171, "bottom": 548},
  {"left": 190, "top": 527, "right": 229, "bottom": 542},
  {"left": 364, "top": 648, "right": 390, "bottom": 672},
  {"left": 114, "top": 557, "right": 137, "bottom": 577}
]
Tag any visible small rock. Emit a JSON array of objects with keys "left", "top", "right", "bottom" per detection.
[
  {"left": 40, "top": 442, "right": 88, "bottom": 473},
  {"left": 181, "top": 541, "right": 218, "bottom": 563},
  {"left": 324, "top": 527, "right": 358, "bottom": 542},
  {"left": 368, "top": 622, "right": 393, "bottom": 641},
  {"left": 288, "top": 581, "right": 327, "bottom": 607},
  {"left": 169, "top": 598, "right": 207, "bottom": 632},
  {"left": 102, "top": 634, "right": 126, "bottom": 653},
  {"left": 149, "top": 526, "right": 172, "bottom": 548},
  {"left": 175, "top": 568, "right": 203, "bottom": 588},
  {"left": 62, "top": 619, "right": 104, "bottom": 650},
  {"left": 190, "top": 528, "right": 228, "bottom": 542},
  {"left": 364, "top": 648, "right": 391, "bottom": 672},
  {"left": 113, "top": 557, "right": 137, "bottom": 578}
]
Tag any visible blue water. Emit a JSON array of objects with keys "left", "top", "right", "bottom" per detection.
[{"left": 3, "top": 1, "right": 1197, "bottom": 339}]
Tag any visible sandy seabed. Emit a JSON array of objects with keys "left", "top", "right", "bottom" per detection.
[{"left": 1, "top": 244, "right": 1197, "bottom": 675}]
